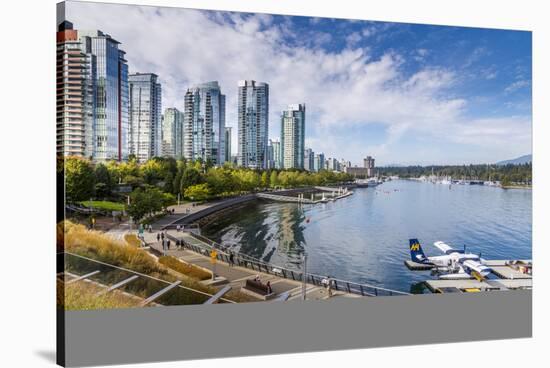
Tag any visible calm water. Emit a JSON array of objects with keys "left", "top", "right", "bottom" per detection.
[{"left": 202, "top": 180, "right": 532, "bottom": 293}]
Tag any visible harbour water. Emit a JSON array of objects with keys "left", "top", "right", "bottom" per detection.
[{"left": 201, "top": 180, "right": 532, "bottom": 293}]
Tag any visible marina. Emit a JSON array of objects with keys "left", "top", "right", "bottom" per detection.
[{"left": 199, "top": 179, "right": 531, "bottom": 294}]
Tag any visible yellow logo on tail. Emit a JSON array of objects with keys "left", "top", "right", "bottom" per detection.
[{"left": 410, "top": 243, "right": 420, "bottom": 251}]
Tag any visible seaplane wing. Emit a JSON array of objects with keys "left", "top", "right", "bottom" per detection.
[
  {"left": 462, "top": 259, "right": 491, "bottom": 277},
  {"left": 433, "top": 241, "right": 458, "bottom": 255}
]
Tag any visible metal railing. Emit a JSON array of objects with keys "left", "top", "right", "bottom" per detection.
[
  {"left": 165, "top": 231, "right": 410, "bottom": 297},
  {"left": 60, "top": 252, "right": 235, "bottom": 305}
]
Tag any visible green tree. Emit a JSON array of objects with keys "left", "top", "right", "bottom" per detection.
[
  {"left": 163, "top": 172, "right": 174, "bottom": 194},
  {"left": 94, "top": 163, "right": 113, "bottom": 198},
  {"left": 261, "top": 172, "right": 269, "bottom": 188},
  {"left": 65, "top": 157, "right": 95, "bottom": 202},
  {"left": 270, "top": 171, "right": 279, "bottom": 188},
  {"left": 184, "top": 183, "right": 211, "bottom": 201},
  {"left": 180, "top": 168, "right": 202, "bottom": 194},
  {"left": 126, "top": 187, "right": 164, "bottom": 222}
]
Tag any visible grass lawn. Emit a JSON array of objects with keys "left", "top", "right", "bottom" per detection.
[{"left": 80, "top": 200, "right": 125, "bottom": 212}]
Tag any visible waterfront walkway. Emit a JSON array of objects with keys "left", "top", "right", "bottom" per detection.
[
  {"left": 151, "top": 202, "right": 217, "bottom": 230},
  {"left": 142, "top": 230, "right": 360, "bottom": 301}
]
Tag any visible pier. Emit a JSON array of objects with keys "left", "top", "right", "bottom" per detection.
[
  {"left": 409, "top": 259, "right": 533, "bottom": 293},
  {"left": 257, "top": 186, "right": 353, "bottom": 204}
]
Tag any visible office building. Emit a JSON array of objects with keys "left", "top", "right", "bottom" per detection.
[
  {"left": 56, "top": 21, "right": 95, "bottom": 158},
  {"left": 128, "top": 73, "right": 162, "bottom": 162},
  {"left": 314, "top": 152, "right": 325, "bottom": 172},
  {"left": 78, "top": 28, "right": 129, "bottom": 161},
  {"left": 304, "top": 148, "right": 315, "bottom": 172},
  {"left": 162, "top": 107, "right": 184, "bottom": 158},
  {"left": 327, "top": 157, "right": 339, "bottom": 172},
  {"left": 183, "top": 81, "right": 226, "bottom": 164},
  {"left": 271, "top": 139, "right": 282, "bottom": 169},
  {"left": 224, "top": 127, "right": 232, "bottom": 163},
  {"left": 281, "top": 104, "right": 306, "bottom": 169},
  {"left": 364, "top": 156, "right": 375, "bottom": 177},
  {"left": 237, "top": 80, "right": 269, "bottom": 169}
]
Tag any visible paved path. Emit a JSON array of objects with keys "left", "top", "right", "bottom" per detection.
[
  {"left": 143, "top": 230, "right": 360, "bottom": 301},
  {"left": 150, "top": 202, "right": 215, "bottom": 230},
  {"left": 104, "top": 223, "right": 133, "bottom": 241}
]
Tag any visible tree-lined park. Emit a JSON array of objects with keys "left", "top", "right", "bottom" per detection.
[{"left": 60, "top": 156, "right": 353, "bottom": 223}]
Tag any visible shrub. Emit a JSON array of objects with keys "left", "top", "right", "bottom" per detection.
[
  {"left": 158, "top": 256, "right": 211, "bottom": 280},
  {"left": 62, "top": 280, "right": 142, "bottom": 310},
  {"left": 124, "top": 233, "right": 142, "bottom": 248}
]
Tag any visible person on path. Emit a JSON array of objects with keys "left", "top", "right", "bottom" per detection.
[
  {"left": 157, "top": 233, "right": 160, "bottom": 242},
  {"left": 327, "top": 276, "right": 333, "bottom": 297},
  {"left": 161, "top": 232, "right": 165, "bottom": 240},
  {"left": 229, "top": 252, "right": 235, "bottom": 267},
  {"left": 266, "top": 281, "right": 272, "bottom": 295},
  {"left": 167, "top": 239, "right": 171, "bottom": 250}
]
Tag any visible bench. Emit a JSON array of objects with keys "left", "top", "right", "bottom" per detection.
[{"left": 241, "top": 279, "right": 275, "bottom": 300}]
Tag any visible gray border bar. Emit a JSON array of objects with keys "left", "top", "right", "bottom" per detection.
[{"left": 63, "top": 290, "right": 531, "bottom": 367}]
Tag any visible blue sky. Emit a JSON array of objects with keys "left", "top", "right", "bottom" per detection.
[{"left": 68, "top": 2, "right": 532, "bottom": 166}]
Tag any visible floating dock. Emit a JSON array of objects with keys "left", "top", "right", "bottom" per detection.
[
  {"left": 425, "top": 278, "right": 532, "bottom": 293},
  {"left": 417, "top": 259, "right": 532, "bottom": 293}
]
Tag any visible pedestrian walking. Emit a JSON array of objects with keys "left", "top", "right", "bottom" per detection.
[
  {"left": 157, "top": 233, "right": 160, "bottom": 242},
  {"left": 161, "top": 232, "right": 165, "bottom": 240},
  {"left": 266, "top": 281, "right": 272, "bottom": 294},
  {"left": 327, "top": 276, "right": 333, "bottom": 297},
  {"left": 229, "top": 252, "right": 235, "bottom": 267},
  {"left": 167, "top": 239, "right": 171, "bottom": 250}
]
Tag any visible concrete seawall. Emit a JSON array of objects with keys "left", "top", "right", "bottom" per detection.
[
  {"left": 163, "top": 186, "right": 355, "bottom": 229},
  {"left": 166, "top": 194, "right": 257, "bottom": 227}
]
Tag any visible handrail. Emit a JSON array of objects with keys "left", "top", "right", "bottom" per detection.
[
  {"left": 167, "top": 231, "right": 410, "bottom": 297},
  {"left": 62, "top": 251, "right": 236, "bottom": 303}
]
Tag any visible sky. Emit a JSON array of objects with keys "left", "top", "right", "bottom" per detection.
[{"left": 66, "top": 1, "right": 532, "bottom": 166}]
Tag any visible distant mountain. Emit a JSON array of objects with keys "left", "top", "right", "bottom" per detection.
[{"left": 496, "top": 154, "right": 532, "bottom": 165}]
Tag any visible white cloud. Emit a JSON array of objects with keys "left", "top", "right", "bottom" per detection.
[
  {"left": 66, "top": 2, "right": 531, "bottom": 165},
  {"left": 413, "top": 48, "right": 429, "bottom": 62},
  {"left": 504, "top": 80, "right": 530, "bottom": 94}
]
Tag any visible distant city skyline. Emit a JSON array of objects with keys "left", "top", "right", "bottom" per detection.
[{"left": 66, "top": 2, "right": 532, "bottom": 166}]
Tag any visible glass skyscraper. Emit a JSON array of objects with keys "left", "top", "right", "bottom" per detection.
[
  {"left": 162, "top": 107, "right": 184, "bottom": 159},
  {"left": 237, "top": 80, "right": 269, "bottom": 169},
  {"left": 78, "top": 29, "right": 129, "bottom": 161},
  {"left": 281, "top": 104, "right": 306, "bottom": 169},
  {"left": 224, "top": 127, "right": 232, "bottom": 163},
  {"left": 183, "top": 81, "right": 226, "bottom": 164},
  {"left": 304, "top": 148, "right": 315, "bottom": 172},
  {"left": 128, "top": 73, "right": 162, "bottom": 162},
  {"left": 314, "top": 152, "right": 325, "bottom": 172}
]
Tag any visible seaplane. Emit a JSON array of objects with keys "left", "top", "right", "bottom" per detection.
[{"left": 408, "top": 239, "right": 492, "bottom": 280}]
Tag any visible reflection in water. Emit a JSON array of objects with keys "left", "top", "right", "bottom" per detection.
[
  {"left": 202, "top": 180, "right": 531, "bottom": 293},
  {"left": 202, "top": 201, "right": 307, "bottom": 267},
  {"left": 276, "top": 205, "right": 306, "bottom": 266}
]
